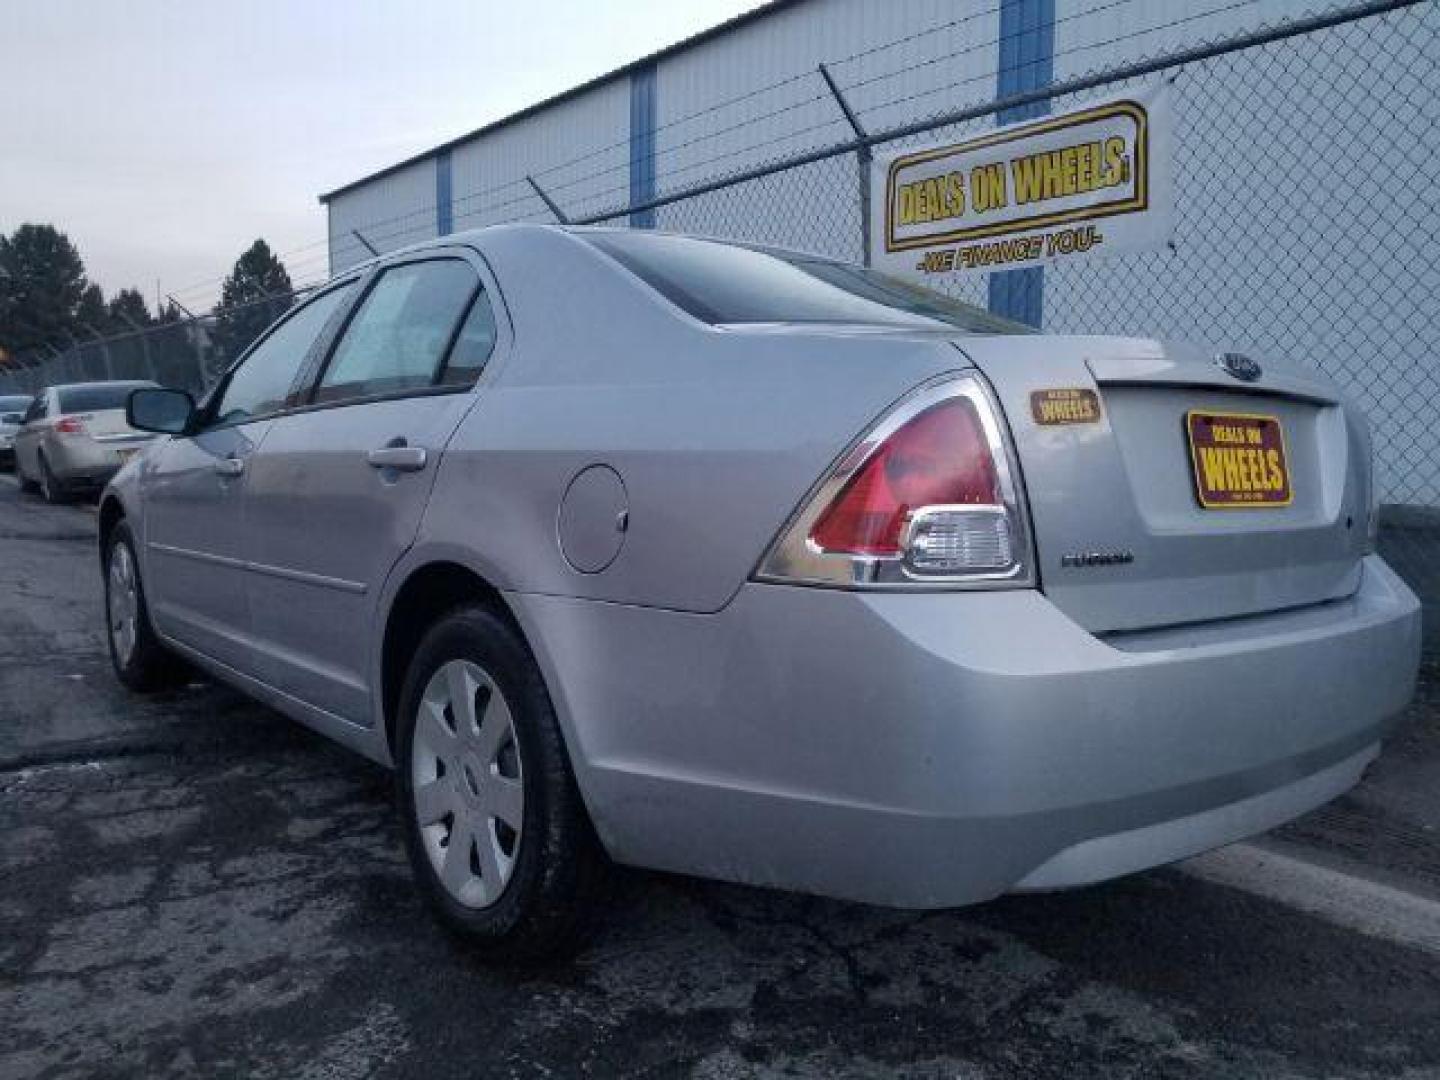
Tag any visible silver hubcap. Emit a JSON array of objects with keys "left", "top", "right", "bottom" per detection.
[
  {"left": 107, "top": 542, "right": 139, "bottom": 664},
  {"left": 412, "top": 659, "right": 524, "bottom": 908}
]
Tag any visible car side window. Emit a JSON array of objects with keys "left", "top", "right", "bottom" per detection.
[
  {"left": 314, "top": 260, "right": 478, "bottom": 405},
  {"left": 210, "top": 283, "right": 355, "bottom": 426},
  {"left": 438, "top": 287, "right": 499, "bottom": 387}
]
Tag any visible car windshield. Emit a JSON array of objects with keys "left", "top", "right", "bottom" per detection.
[
  {"left": 582, "top": 230, "right": 1028, "bottom": 334},
  {"left": 58, "top": 383, "right": 155, "bottom": 414}
]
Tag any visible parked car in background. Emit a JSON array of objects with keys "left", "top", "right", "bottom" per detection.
[
  {"left": 15, "top": 381, "right": 159, "bottom": 502},
  {"left": 99, "top": 225, "right": 1420, "bottom": 961},
  {"left": 0, "top": 394, "right": 33, "bottom": 469}
]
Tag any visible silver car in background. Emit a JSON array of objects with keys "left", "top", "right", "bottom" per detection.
[
  {"left": 0, "top": 394, "right": 32, "bottom": 469},
  {"left": 99, "top": 225, "right": 1420, "bottom": 961},
  {"left": 15, "top": 381, "right": 159, "bottom": 502}
]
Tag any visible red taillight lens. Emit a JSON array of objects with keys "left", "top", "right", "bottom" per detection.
[
  {"left": 53, "top": 416, "right": 85, "bottom": 434},
  {"left": 809, "top": 397, "right": 999, "bottom": 556}
]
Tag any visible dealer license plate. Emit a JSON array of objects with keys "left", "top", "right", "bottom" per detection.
[{"left": 1186, "top": 411, "right": 1292, "bottom": 509}]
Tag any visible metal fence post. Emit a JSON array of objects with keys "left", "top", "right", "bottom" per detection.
[
  {"left": 351, "top": 229, "right": 380, "bottom": 257},
  {"left": 527, "top": 177, "right": 572, "bottom": 225},
  {"left": 117, "top": 314, "right": 157, "bottom": 382},
  {"left": 818, "top": 63, "right": 872, "bottom": 266},
  {"left": 80, "top": 323, "right": 114, "bottom": 381}
]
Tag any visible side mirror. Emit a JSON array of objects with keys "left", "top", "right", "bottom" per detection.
[{"left": 128, "top": 388, "right": 196, "bottom": 435}]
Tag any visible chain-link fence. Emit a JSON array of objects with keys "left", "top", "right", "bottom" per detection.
[
  {"left": 0, "top": 286, "right": 306, "bottom": 399},
  {"left": 1, "top": 0, "right": 1434, "bottom": 605}
]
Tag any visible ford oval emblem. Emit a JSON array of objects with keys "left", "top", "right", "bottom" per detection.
[{"left": 1217, "top": 352, "right": 1262, "bottom": 382}]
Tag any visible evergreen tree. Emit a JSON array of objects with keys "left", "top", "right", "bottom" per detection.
[
  {"left": 211, "top": 239, "right": 293, "bottom": 364},
  {"left": 0, "top": 223, "right": 89, "bottom": 352},
  {"left": 107, "top": 288, "right": 152, "bottom": 331},
  {"left": 75, "top": 284, "right": 109, "bottom": 338}
]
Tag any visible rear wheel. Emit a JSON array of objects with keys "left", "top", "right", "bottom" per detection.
[
  {"left": 104, "top": 520, "right": 181, "bottom": 691},
  {"left": 396, "top": 606, "right": 605, "bottom": 963},
  {"left": 38, "top": 453, "right": 67, "bottom": 504}
]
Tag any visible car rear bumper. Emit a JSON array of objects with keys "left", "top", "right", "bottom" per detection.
[
  {"left": 516, "top": 555, "right": 1421, "bottom": 909},
  {"left": 47, "top": 436, "right": 147, "bottom": 486}
]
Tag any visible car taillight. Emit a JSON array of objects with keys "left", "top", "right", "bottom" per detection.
[
  {"left": 809, "top": 397, "right": 998, "bottom": 556},
  {"left": 53, "top": 416, "right": 85, "bottom": 434},
  {"left": 755, "top": 373, "right": 1031, "bottom": 589}
]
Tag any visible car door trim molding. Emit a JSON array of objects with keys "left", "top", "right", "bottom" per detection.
[
  {"left": 149, "top": 541, "right": 368, "bottom": 595},
  {"left": 148, "top": 541, "right": 248, "bottom": 571}
]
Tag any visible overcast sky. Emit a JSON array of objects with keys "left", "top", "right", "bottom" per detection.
[{"left": 3, "top": 0, "right": 759, "bottom": 311}]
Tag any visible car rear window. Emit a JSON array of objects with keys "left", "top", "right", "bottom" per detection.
[
  {"left": 582, "top": 231, "right": 1026, "bottom": 334},
  {"left": 0, "top": 396, "right": 31, "bottom": 413},
  {"left": 58, "top": 384, "right": 155, "bottom": 414}
]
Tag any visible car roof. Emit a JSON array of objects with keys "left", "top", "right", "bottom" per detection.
[
  {"left": 45, "top": 380, "right": 157, "bottom": 393},
  {"left": 322, "top": 222, "right": 843, "bottom": 284}
]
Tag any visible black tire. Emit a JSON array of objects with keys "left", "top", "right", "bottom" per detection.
[
  {"left": 104, "top": 520, "right": 183, "bottom": 692},
  {"left": 38, "top": 453, "right": 67, "bottom": 504},
  {"left": 395, "top": 605, "right": 606, "bottom": 963},
  {"left": 17, "top": 456, "right": 37, "bottom": 493}
]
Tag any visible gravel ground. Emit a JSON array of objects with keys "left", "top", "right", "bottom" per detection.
[{"left": 3, "top": 476, "right": 1439, "bottom": 1080}]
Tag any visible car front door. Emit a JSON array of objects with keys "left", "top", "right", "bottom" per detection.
[
  {"left": 140, "top": 282, "right": 358, "bottom": 670},
  {"left": 241, "top": 252, "right": 503, "bottom": 722}
]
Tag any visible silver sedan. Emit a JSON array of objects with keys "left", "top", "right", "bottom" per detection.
[
  {"left": 15, "top": 381, "right": 158, "bottom": 502},
  {"left": 100, "top": 225, "right": 1420, "bottom": 960},
  {"left": 0, "top": 394, "right": 31, "bottom": 468}
]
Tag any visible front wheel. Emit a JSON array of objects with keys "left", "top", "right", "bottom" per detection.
[
  {"left": 104, "top": 520, "right": 182, "bottom": 691},
  {"left": 395, "top": 606, "right": 606, "bottom": 963}
]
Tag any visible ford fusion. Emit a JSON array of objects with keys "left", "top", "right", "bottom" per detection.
[{"left": 100, "top": 226, "right": 1420, "bottom": 959}]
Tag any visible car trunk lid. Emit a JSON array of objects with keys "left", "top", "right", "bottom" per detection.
[
  {"left": 955, "top": 335, "right": 1369, "bottom": 634},
  {"left": 66, "top": 407, "right": 149, "bottom": 441}
]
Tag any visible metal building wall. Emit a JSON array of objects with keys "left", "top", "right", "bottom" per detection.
[
  {"left": 326, "top": 158, "right": 437, "bottom": 274},
  {"left": 650, "top": 0, "right": 1001, "bottom": 264},
  {"left": 450, "top": 78, "right": 631, "bottom": 233}
]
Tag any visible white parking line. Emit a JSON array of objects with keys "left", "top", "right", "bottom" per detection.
[{"left": 1184, "top": 843, "right": 1440, "bottom": 956}]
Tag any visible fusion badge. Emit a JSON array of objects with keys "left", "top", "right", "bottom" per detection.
[
  {"left": 1031, "top": 388, "right": 1102, "bottom": 426},
  {"left": 1186, "top": 410, "right": 1292, "bottom": 509}
]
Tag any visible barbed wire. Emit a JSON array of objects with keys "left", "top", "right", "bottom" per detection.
[
  {"left": 3, "top": 0, "right": 1427, "bottom": 425},
  {"left": 164, "top": 0, "right": 1168, "bottom": 306}
]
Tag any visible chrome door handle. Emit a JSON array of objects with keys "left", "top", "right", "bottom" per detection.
[
  {"left": 366, "top": 446, "right": 427, "bottom": 472},
  {"left": 214, "top": 456, "right": 244, "bottom": 478}
]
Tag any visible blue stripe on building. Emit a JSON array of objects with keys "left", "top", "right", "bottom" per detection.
[
  {"left": 629, "top": 62, "right": 657, "bottom": 229},
  {"left": 435, "top": 149, "right": 453, "bottom": 236},
  {"left": 988, "top": 0, "right": 1055, "bottom": 327}
]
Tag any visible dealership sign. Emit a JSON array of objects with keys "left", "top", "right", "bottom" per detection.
[{"left": 870, "top": 83, "right": 1172, "bottom": 279}]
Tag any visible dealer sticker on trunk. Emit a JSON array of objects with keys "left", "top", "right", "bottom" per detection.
[
  {"left": 1186, "top": 410, "right": 1292, "bottom": 508},
  {"left": 1031, "top": 388, "right": 1101, "bottom": 425}
]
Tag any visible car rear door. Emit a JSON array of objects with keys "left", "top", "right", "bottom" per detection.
[
  {"left": 240, "top": 250, "right": 504, "bottom": 722},
  {"left": 140, "top": 283, "right": 358, "bottom": 669}
]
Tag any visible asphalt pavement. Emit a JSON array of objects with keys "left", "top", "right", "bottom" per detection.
[{"left": 3, "top": 472, "right": 1440, "bottom": 1080}]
